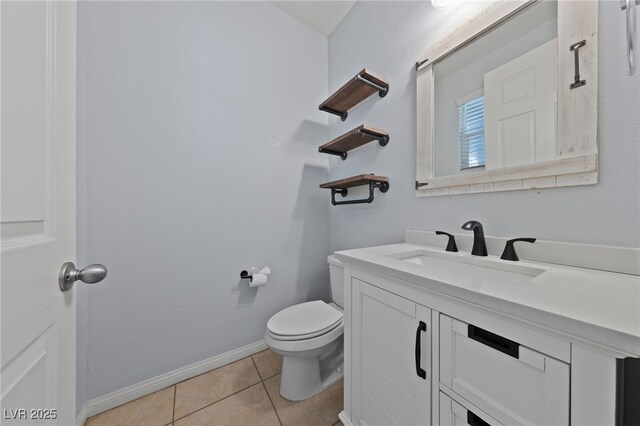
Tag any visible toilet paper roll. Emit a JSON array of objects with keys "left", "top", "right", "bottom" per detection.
[
  {"left": 252, "top": 266, "right": 271, "bottom": 276},
  {"left": 249, "top": 273, "right": 268, "bottom": 287}
]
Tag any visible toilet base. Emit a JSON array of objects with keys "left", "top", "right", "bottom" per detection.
[{"left": 277, "top": 335, "right": 344, "bottom": 401}]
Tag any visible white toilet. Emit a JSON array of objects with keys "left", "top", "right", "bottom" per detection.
[{"left": 264, "top": 255, "right": 344, "bottom": 401}]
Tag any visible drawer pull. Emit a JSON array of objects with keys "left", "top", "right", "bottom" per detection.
[
  {"left": 467, "top": 411, "right": 491, "bottom": 426},
  {"left": 415, "top": 321, "right": 427, "bottom": 379},
  {"left": 468, "top": 324, "right": 519, "bottom": 359}
]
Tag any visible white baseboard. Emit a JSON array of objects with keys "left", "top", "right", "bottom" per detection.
[
  {"left": 82, "top": 339, "right": 268, "bottom": 421},
  {"left": 338, "top": 410, "right": 352, "bottom": 426},
  {"left": 76, "top": 404, "right": 87, "bottom": 426}
]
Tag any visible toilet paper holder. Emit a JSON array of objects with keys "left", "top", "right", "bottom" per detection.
[{"left": 240, "top": 266, "right": 271, "bottom": 286}]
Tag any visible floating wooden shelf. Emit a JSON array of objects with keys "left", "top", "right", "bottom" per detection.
[
  {"left": 320, "top": 174, "right": 390, "bottom": 206},
  {"left": 319, "top": 69, "right": 389, "bottom": 121},
  {"left": 320, "top": 174, "right": 389, "bottom": 189},
  {"left": 318, "top": 125, "right": 389, "bottom": 160}
]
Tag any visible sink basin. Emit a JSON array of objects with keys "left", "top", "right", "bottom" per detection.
[{"left": 386, "top": 249, "right": 545, "bottom": 287}]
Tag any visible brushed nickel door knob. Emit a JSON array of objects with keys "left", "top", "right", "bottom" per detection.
[{"left": 59, "top": 262, "right": 108, "bottom": 291}]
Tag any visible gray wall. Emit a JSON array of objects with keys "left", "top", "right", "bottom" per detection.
[
  {"left": 327, "top": 1, "right": 640, "bottom": 252},
  {"left": 77, "top": 1, "right": 329, "bottom": 403}
]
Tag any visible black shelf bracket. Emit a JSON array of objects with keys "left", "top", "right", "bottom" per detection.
[
  {"left": 319, "top": 105, "right": 348, "bottom": 121},
  {"left": 355, "top": 74, "right": 389, "bottom": 98},
  {"left": 318, "top": 147, "right": 349, "bottom": 160},
  {"left": 331, "top": 181, "right": 390, "bottom": 206},
  {"left": 357, "top": 128, "right": 390, "bottom": 146}
]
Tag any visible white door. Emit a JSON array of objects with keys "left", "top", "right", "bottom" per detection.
[
  {"left": 352, "top": 279, "right": 431, "bottom": 426},
  {"left": 1, "top": 2, "right": 77, "bottom": 424},
  {"left": 484, "top": 38, "right": 557, "bottom": 169}
]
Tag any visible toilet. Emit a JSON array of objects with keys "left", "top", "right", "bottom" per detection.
[{"left": 264, "top": 255, "right": 344, "bottom": 401}]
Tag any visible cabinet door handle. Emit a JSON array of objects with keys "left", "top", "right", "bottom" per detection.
[
  {"left": 467, "top": 410, "right": 491, "bottom": 426},
  {"left": 468, "top": 324, "right": 520, "bottom": 359},
  {"left": 415, "top": 321, "right": 427, "bottom": 379}
]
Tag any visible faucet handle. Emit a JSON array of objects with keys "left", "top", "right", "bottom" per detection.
[
  {"left": 435, "top": 231, "right": 458, "bottom": 252},
  {"left": 500, "top": 238, "right": 536, "bottom": 261}
]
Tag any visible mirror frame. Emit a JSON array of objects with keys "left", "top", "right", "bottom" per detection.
[{"left": 415, "top": 0, "right": 598, "bottom": 196}]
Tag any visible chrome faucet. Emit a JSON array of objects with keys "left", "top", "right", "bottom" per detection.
[{"left": 461, "top": 220, "right": 488, "bottom": 256}]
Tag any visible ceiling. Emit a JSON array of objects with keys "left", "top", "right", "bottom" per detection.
[{"left": 269, "top": 1, "right": 357, "bottom": 36}]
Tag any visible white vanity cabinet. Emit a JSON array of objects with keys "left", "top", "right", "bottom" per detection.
[
  {"left": 342, "top": 264, "right": 633, "bottom": 426},
  {"left": 347, "top": 274, "right": 573, "bottom": 426},
  {"left": 349, "top": 278, "right": 431, "bottom": 426},
  {"left": 338, "top": 233, "right": 640, "bottom": 426}
]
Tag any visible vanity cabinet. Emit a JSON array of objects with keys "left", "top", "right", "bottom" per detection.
[
  {"left": 349, "top": 276, "right": 570, "bottom": 426},
  {"left": 350, "top": 278, "right": 431, "bottom": 426},
  {"left": 337, "top": 232, "right": 640, "bottom": 426},
  {"left": 344, "top": 268, "right": 626, "bottom": 426}
]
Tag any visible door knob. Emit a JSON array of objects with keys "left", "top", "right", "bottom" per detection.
[{"left": 59, "top": 262, "right": 108, "bottom": 291}]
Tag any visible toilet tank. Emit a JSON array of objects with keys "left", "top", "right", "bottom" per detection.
[{"left": 327, "top": 255, "right": 344, "bottom": 308}]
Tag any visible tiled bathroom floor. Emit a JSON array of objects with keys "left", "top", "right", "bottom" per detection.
[{"left": 85, "top": 349, "right": 343, "bottom": 426}]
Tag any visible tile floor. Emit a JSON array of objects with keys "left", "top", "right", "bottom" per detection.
[{"left": 86, "top": 349, "right": 343, "bottom": 426}]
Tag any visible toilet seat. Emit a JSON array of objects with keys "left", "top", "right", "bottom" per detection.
[
  {"left": 265, "top": 321, "right": 344, "bottom": 354},
  {"left": 267, "top": 301, "right": 343, "bottom": 341},
  {"left": 268, "top": 320, "right": 342, "bottom": 341}
]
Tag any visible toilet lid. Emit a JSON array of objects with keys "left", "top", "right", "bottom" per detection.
[{"left": 267, "top": 301, "right": 343, "bottom": 339}]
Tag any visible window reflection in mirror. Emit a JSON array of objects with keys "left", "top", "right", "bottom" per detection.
[{"left": 433, "top": 1, "right": 558, "bottom": 178}]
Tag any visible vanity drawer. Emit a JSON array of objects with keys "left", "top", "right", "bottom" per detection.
[
  {"left": 439, "top": 391, "right": 502, "bottom": 426},
  {"left": 439, "top": 315, "right": 569, "bottom": 425}
]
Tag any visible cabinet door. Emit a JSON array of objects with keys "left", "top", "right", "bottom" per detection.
[{"left": 352, "top": 278, "right": 431, "bottom": 426}]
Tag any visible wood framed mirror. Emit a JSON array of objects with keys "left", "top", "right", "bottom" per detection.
[{"left": 415, "top": 0, "right": 598, "bottom": 196}]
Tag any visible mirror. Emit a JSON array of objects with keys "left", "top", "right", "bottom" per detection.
[
  {"left": 415, "top": 0, "right": 598, "bottom": 196},
  {"left": 433, "top": 1, "right": 557, "bottom": 177}
]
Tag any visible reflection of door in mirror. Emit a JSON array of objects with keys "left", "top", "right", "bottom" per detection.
[
  {"left": 432, "top": 0, "right": 558, "bottom": 178},
  {"left": 484, "top": 38, "right": 557, "bottom": 170}
]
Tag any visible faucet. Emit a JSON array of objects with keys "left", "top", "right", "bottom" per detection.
[{"left": 461, "top": 220, "right": 488, "bottom": 256}]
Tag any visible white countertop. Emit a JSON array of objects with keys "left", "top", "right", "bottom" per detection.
[{"left": 335, "top": 242, "right": 640, "bottom": 357}]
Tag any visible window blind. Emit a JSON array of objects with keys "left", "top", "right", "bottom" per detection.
[{"left": 458, "top": 96, "right": 485, "bottom": 170}]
